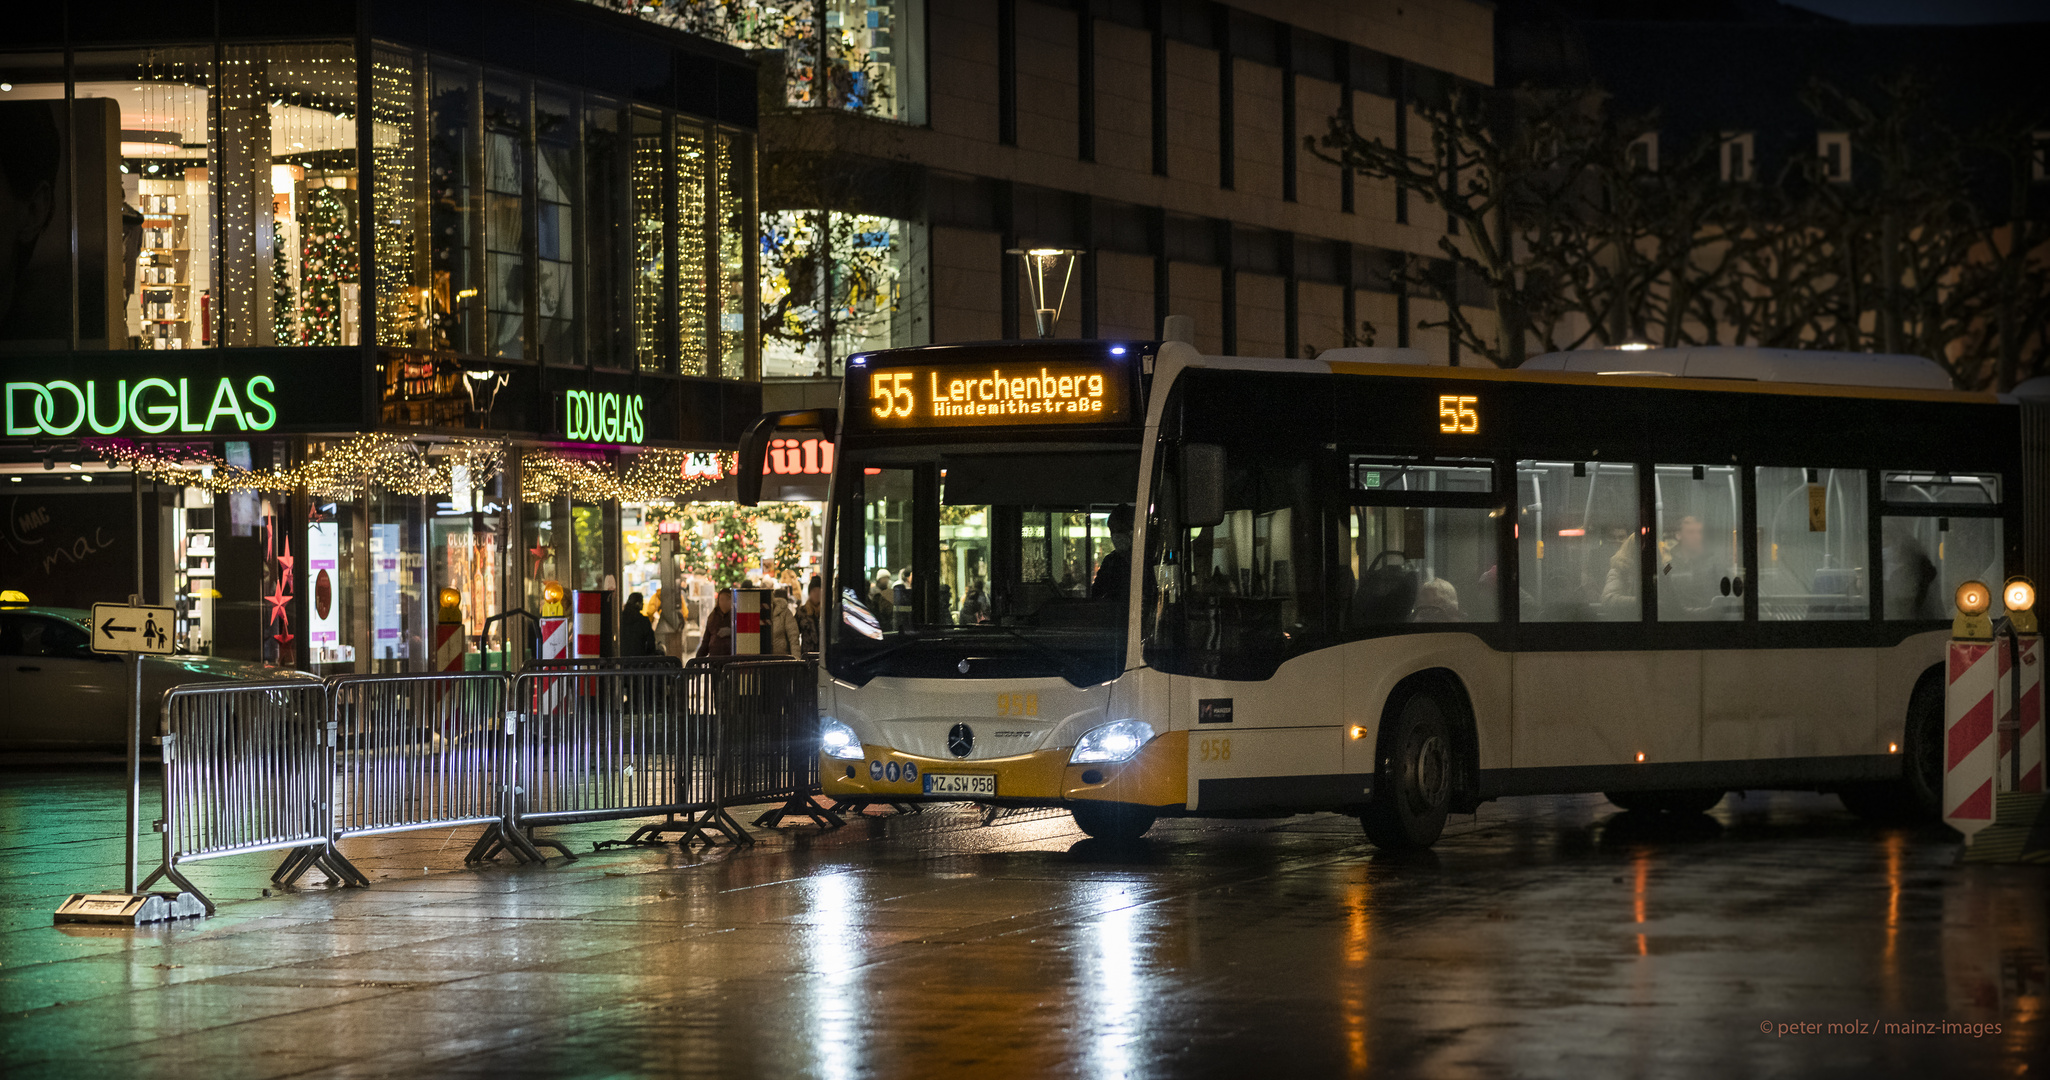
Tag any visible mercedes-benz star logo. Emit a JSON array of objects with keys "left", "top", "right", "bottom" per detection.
[{"left": 947, "top": 723, "right": 974, "bottom": 758}]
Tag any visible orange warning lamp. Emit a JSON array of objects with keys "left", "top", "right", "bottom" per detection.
[
  {"left": 541, "top": 579, "right": 566, "bottom": 618},
  {"left": 2004, "top": 577, "right": 2037, "bottom": 634},
  {"left": 437, "top": 588, "right": 462, "bottom": 625},
  {"left": 1953, "top": 580, "right": 1993, "bottom": 641}
]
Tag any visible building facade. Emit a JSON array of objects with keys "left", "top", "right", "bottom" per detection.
[{"left": 1, "top": 0, "right": 762, "bottom": 670}]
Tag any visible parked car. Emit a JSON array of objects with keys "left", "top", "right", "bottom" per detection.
[{"left": 0, "top": 604, "right": 315, "bottom": 752}]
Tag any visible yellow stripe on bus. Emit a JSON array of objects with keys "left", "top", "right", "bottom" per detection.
[{"left": 1320, "top": 360, "right": 1999, "bottom": 405}]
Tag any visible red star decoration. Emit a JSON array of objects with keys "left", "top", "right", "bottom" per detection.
[
  {"left": 274, "top": 533, "right": 295, "bottom": 582},
  {"left": 264, "top": 579, "right": 292, "bottom": 628}
]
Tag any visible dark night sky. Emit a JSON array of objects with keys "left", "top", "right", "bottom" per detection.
[{"left": 1784, "top": 0, "right": 2049, "bottom": 22}]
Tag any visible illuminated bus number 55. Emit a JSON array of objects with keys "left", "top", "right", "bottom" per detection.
[
  {"left": 1438, "top": 395, "right": 1479, "bottom": 434},
  {"left": 870, "top": 372, "right": 915, "bottom": 419}
]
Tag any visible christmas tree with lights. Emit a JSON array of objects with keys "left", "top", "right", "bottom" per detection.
[{"left": 297, "top": 185, "right": 357, "bottom": 346}]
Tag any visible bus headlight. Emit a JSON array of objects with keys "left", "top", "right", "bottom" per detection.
[
  {"left": 820, "top": 718, "right": 864, "bottom": 761},
  {"left": 1071, "top": 720, "right": 1155, "bottom": 765}
]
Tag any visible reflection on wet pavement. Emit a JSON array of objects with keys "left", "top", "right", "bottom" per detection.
[{"left": 1, "top": 769, "right": 2044, "bottom": 1077}]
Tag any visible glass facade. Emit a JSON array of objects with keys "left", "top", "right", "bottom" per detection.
[
  {"left": 372, "top": 48, "right": 757, "bottom": 377},
  {"left": 760, "top": 211, "right": 919, "bottom": 377},
  {"left": 589, "top": 0, "right": 923, "bottom": 122},
  {"left": 0, "top": 42, "right": 756, "bottom": 376},
  {"left": 0, "top": 44, "right": 361, "bottom": 352}
]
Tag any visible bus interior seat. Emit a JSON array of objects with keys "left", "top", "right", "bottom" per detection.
[{"left": 1353, "top": 552, "right": 1419, "bottom": 623}]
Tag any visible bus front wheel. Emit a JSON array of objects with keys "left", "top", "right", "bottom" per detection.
[
  {"left": 1071, "top": 802, "right": 1158, "bottom": 842},
  {"left": 1361, "top": 691, "right": 1453, "bottom": 851}
]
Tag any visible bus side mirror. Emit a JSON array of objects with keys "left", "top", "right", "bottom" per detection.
[
  {"left": 737, "top": 409, "right": 838, "bottom": 506},
  {"left": 1182, "top": 443, "right": 1226, "bottom": 528}
]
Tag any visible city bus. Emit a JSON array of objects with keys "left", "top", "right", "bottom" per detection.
[{"left": 738, "top": 336, "right": 2020, "bottom": 847}]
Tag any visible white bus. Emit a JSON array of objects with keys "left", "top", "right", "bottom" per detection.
[{"left": 739, "top": 337, "right": 2018, "bottom": 847}]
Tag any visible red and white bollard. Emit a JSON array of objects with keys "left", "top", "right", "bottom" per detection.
[
  {"left": 1945, "top": 581, "right": 2000, "bottom": 840},
  {"left": 535, "top": 580, "right": 568, "bottom": 711},
  {"left": 1946, "top": 638, "right": 1999, "bottom": 837},
  {"left": 572, "top": 590, "right": 604, "bottom": 659},
  {"left": 435, "top": 588, "right": 466, "bottom": 672},
  {"left": 1999, "top": 577, "right": 2043, "bottom": 795},
  {"left": 731, "top": 588, "right": 767, "bottom": 656},
  {"left": 2018, "top": 634, "right": 2044, "bottom": 794}
]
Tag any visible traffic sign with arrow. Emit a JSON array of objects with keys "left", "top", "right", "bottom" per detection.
[{"left": 91, "top": 603, "right": 176, "bottom": 655}]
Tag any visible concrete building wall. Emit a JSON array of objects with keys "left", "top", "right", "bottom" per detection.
[
  {"left": 1097, "top": 251, "right": 1157, "bottom": 342},
  {"left": 771, "top": 0, "right": 1499, "bottom": 368}
]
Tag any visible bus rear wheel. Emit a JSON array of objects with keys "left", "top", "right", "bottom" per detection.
[
  {"left": 1604, "top": 789, "right": 1724, "bottom": 815},
  {"left": 1071, "top": 802, "right": 1158, "bottom": 842},
  {"left": 1361, "top": 691, "right": 1454, "bottom": 851}
]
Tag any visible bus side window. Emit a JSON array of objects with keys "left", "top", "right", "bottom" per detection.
[
  {"left": 1879, "top": 470, "right": 2003, "bottom": 621},
  {"left": 1515, "top": 461, "right": 1640, "bottom": 623},
  {"left": 1144, "top": 444, "right": 1325, "bottom": 679},
  {"left": 1754, "top": 467, "right": 1868, "bottom": 622},
  {"left": 1346, "top": 507, "right": 1498, "bottom": 627},
  {"left": 1653, "top": 464, "right": 1744, "bottom": 623}
]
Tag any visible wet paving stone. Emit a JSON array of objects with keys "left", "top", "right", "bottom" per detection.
[{"left": 1, "top": 767, "right": 2044, "bottom": 1077}]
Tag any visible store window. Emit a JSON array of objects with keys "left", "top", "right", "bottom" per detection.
[
  {"left": 715, "top": 130, "right": 753, "bottom": 379},
  {"left": 1, "top": 44, "right": 360, "bottom": 351},
  {"left": 584, "top": 98, "right": 630, "bottom": 369},
  {"left": 676, "top": 120, "right": 709, "bottom": 376},
  {"left": 604, "top": 0, "right": 925, "bottom": 123},
  {"left": 427, "top": 60, "right": 480, "bottom": 354},
  {"left": 1755, "top": 467, "right": 1868, "bottom": 621},
  {"left": 1516, "top": 461, "right": 1639, "bottom": 622},
  {"left": 760, "top": 211, "right": 922, "bottom": 377},
  {"left": 483, "top": 76, "right": 528, "bottom": 359},
  {"left": 370, "top": 52, "right": 754, "bottom": 377}
]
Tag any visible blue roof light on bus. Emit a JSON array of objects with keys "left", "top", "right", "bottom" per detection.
[
  {"left": 850, "top": 355, "right": 867, "bottom": 367},
  {"left": 1110, "top": 346, "right": 1126, "bottom": 355}
]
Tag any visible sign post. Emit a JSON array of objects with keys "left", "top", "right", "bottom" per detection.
[{"left": 53, "top": 601, "right": 203, "bottom": 924}]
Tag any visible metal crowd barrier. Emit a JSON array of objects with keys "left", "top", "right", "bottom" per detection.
[
  {"left": 327, "top": 672, "right": 510, "bottom": 852},
  {"left": 135, "top": 659, "right": 826, "bottom": 908},
  {"left": 143, "top": 680, "right": 365, "bottom": 914},
  {"left": 710, "top": 659, "right": 842, "bottom": 829}
]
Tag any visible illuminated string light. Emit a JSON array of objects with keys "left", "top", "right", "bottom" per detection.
[{"left": 85, "top": 434, "right": 504, "bottom": 498}]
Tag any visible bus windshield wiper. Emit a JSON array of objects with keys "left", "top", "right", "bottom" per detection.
[
  {"left": 841, "top": 630, "right": 929, "bottom": 670},
  {"left": 974, "top": 623, "right": 1091, "bottom": 681}
]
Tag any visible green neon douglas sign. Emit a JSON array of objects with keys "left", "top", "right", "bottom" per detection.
[
  {"left": 564, "top": 390, "right": 644, "bottom": 445},
  {"left": 6, "top": 377, "right": 279, "bottom": 436}
]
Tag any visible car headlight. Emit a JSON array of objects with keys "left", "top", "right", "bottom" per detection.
[
  {"left": 820, "top": 718, "right": 864, "bottom": 761},
  {"left": 1070, "top": 719, "right": 1156, "bottom": 765}
]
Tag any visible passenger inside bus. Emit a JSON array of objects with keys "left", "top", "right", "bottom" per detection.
[{"left": 1089, "top": 505, "right": 1134, "bottom": 604}]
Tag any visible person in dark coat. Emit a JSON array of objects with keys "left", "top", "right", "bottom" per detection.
[
  {"left": 619, "top": 592, "right": 660, "bottom": 656},
  {"left": 695, "top": 590, "right": 736, "bottom": 658}
]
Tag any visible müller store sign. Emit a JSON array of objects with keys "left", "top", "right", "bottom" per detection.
[{"left": 0, "top": 350, "right": 367, "bottom": 438}]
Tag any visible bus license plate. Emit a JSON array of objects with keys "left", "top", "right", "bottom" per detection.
[{"left": 923, "top": 773, "right": 996, "bottom": 796}]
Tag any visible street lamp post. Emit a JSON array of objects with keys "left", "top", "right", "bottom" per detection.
[{"left": 1007, "top": 248, "right": 1083, "bottom": 338}]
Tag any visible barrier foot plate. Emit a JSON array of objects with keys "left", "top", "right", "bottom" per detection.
[
  {"left": 671, "top": 806, "right": 753, "bottom": 847},
  {"left": 54, "top": 891, "right": 207, "bottom": 925},
  {"left": 1960, "top": 793, "right": 2050, "bottom": 864},
  {"left": 754, "top": 794, "right": 845, "bottom": 830},
  {"left": 527, "top": 830, "right": 578, "bottom": 861}
]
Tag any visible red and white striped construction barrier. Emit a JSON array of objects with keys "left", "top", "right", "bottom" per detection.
[
  {"left": 731, "top": 589, "right": 766, "bottom": 655},
  {"left": 2001, "top": 635, "right": 2043, "bottom": 794},
  {"left": 538, "top": 616, "right": 568, "bottom": 661},
  {"left": 434, "top": 623, "right": 465, "bottom": 672},
  {"left": 1945, "top": 639, "right": 1999, "bottom": 838},
  {"left": 572, "top": 590, "right": 604, "bottom": 658}
]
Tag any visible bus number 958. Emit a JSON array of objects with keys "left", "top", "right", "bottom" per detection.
[{"left": 1198, "top": 738, "right": 1232, "bottom": 763}]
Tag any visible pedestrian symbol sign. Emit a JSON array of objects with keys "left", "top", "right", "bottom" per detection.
[{"left": 91, "top": 603, "right": 176, "bottom": 655}]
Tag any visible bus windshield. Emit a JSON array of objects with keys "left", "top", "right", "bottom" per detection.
[{"left": 829, "top": 445, "right": 1140, "bottom": 686}]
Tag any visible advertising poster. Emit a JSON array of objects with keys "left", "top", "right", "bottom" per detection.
[
  {"left": 306, "top": 519, "right": 349, "bottom": 664},
  {"left": 371, "top": 523, "right": 405, "bottom": 660}
]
